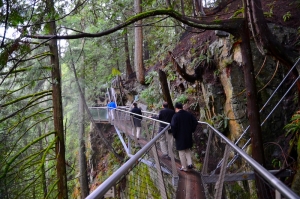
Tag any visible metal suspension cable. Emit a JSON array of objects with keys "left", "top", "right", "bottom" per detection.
[
  {"left": 235, "top": 57, "right": 300, "bottom": 144},
  {"left": 214, "top": 58, "right": 300, "bottom": 171},
  {"left": 226, "top": 75, "right": 300, "bottom": 168}
]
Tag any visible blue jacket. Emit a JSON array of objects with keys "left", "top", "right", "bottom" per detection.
[{"left": 107, "top": 102, "right": 116, "bottom": 110}]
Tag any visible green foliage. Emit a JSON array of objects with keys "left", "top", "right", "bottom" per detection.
[
  {"left": 210, "top": 112, "right": 231, "bottom": 133},
  {"left": 272, "top": 158, "right": 282, "bottom": 168},
  {"left": 185, "top": 87, "right": 196, "bottom": 94},
  {"left": 292, "top": 0, "right": 300, "bottom": 7},
  {"left": 145, "top": 71, "right": 158, "bottom": 84},
  {"left": 164, "top": 64, "right": 177, "bottom": 81},
  {"left": 10, "top": 10, "right": 25, "bottom": 26},
  {"left": 140, "top": 71, "right": 161, "bottom": 106},
  {"left": 264, "top": 1, "right": 275, "bottom": 18},
  {"left": 264, "top": 9, "right": 273, "bottom": 18},
  {"left": 284, "top": 111, "right": 300, "bottom": 153},
  {"left": 226, "top": 182, "right": 251, "bottom": 198},
  {"left": 175, "top": 94, "right": 188, "bottom": 104},
  {"left": 283, "top": 11, "right": 292, "bottom": 22},
  {"left": 140, "top": 86, "right": 161, "bottom": 106},
  {"left": 214, "top": 69, "right": 220, "bottom": 77},
  {"left": 284, "top": 111, "right": 300, "bottom": 136},
  {"left": 167, "top": 71, "right": 176, "bottom": 81}
]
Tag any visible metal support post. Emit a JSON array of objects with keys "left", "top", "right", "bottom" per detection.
[{"left": 214, "top": 144, "right": 230, "bottom": 199}]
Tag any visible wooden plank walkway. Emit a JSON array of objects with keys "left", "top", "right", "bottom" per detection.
[{"left": 137, "top": 138, "right": 205, "bottom": 199}]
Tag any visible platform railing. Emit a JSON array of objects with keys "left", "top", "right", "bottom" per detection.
[
  {"left": 88, "top": 107, "right": 109, "bottom": 122},
  {"left": 199, "top": 121, "right": 299, "bottom": 199}
]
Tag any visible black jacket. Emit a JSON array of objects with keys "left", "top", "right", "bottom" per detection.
[
  {"left": 171, "top": 110, "right": 198, "bottom": 150},
  {"left": 130, "top": 107, "right": 142, "bottom": 119},
  {"left": 130, "top": 107, "right": 142, "bottom": 127},
  {"left": 155, "top": 108, "right": 175, "bottom": 133}
]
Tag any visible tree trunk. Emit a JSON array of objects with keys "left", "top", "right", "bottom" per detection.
[
  {"left": 239, "top": 10, "right": 271, "bottom": 199},
  {"left": 124, "top": 28, "right": 133, "bottom": 79},
  {"left": 38, "top": 125, "right": 48, "bottom": 198},
  {"left": 192, "top": 0, "right": 196, "bottom": 17},
  {"left": 197, "top": 0, "right": 205, "bottom": 15},
  {"left": 46, "top": 0, "right": 68, "bottom": 196},
  {"left": 134, "top": 0, "right": 145, "bottom": 84},
  {"left": 180, "top": 0, "right": 185, "bottom": 16},
  {"left": 144, "top": 40, "right": 150, "bottom": 61},
  {"left": 78, "top": 58, "right": 89, "bottom": 198},
  {"left": 158, "top": 69, "right": 174, "bottom": 110},
  {"left": 165, "top": 0, "right": 171, "bottom": 7}
]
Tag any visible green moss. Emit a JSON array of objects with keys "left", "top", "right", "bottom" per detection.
[
  {"left": 213, "top": 19, "right": 222, "bottom": 23},
  {"left": 232, "top": 8, "right": 244, "bottom": 18},
  {"left": 126, "top": 164, "right": 161, "bottom": 198},
  {"left": 226, "top": 182, "right": 251, "bottom": 199}
]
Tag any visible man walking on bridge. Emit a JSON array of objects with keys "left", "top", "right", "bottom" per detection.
[
  {"left": 130, "top": 102, "right": 143, "bottom": 140},
  {"left": 171, "top": 102, "right": 198, "bottom": 171},
  {"left": 152, "top": 102, "right": 175, "bottom": 159}
]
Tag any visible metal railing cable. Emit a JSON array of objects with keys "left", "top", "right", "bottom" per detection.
[
  {"left": 212, "top": 58, "right": 300, "bottom": 172},
  {"left": 235, "top": 57, "right": 300, "bottom": 145},
  {"left": 225, "top": 75, "right": 300, "bottom": 169},
  {"left": 199, "top": 121, "right": 299, "bottom": 199},
  {"left": 223, "top": 76, "right": 300, "bottom": 170}
]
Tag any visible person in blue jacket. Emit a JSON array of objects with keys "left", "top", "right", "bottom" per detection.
[
  {"left": 107, "top": 100, "right": 116, "bottom": 120},
  {"left": 171, "top": 102, "right": 198, "bottom": 171}
]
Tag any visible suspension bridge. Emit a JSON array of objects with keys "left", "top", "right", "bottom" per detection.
[{"left": 85, "top": 59, "right": 300, "bottom": 199}]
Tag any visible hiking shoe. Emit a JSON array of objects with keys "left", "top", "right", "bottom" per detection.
[
  {"left": 179, "top": 167, "right": 187, "bottom": 172},
  {"left": 187, "top": 164, "right": 194, "bottom": 169}
]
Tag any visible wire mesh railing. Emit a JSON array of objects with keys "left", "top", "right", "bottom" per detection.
[
  {"left": 199, "top": 121, "right": 299, "bottom": 199},
  {"left": 88, "top": 105, "right": 299, "bottom": 199},
  {"left": 87, "top": 108, "right": 178, "bottom": 199}
]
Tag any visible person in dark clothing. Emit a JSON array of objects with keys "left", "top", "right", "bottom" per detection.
[
  {"left": 171, "top": 102, "right": 198, "bottom": 171},
  {"left": 152, "top": 102, "right": 175, "bottom": 159},
  {"left": 130, "top": 102, "right": 143, "bottom": 140}
]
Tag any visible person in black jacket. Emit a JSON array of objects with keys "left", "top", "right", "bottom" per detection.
[
  {"left": 171, "top": 102, "right": 198, "bottom": 171},
  {"left": 130, "top": 102, "right": 143, "bottom": 140},
  {"left": 152, "top": 102, "right": 175, "bottom": 159}
]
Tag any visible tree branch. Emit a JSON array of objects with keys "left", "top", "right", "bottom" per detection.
[{"left": 25, "top": 9, "right": 243, "bottom": 40}]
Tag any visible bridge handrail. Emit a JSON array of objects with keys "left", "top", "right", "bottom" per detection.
[
  {"left": 112, "top": 107, "right": 168, "bottom": 125},
  {"left": 86, "top": 124, "right": 170, "bottom": 199},
  {"left": 199, "top": 121, "right": 300, "bottom": 199},
  {"left": 116, "top": 106, "right": 159, "bottom": 115},
  {"left": 89, "top": 106, "right": 108, "bottom": 109}
]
